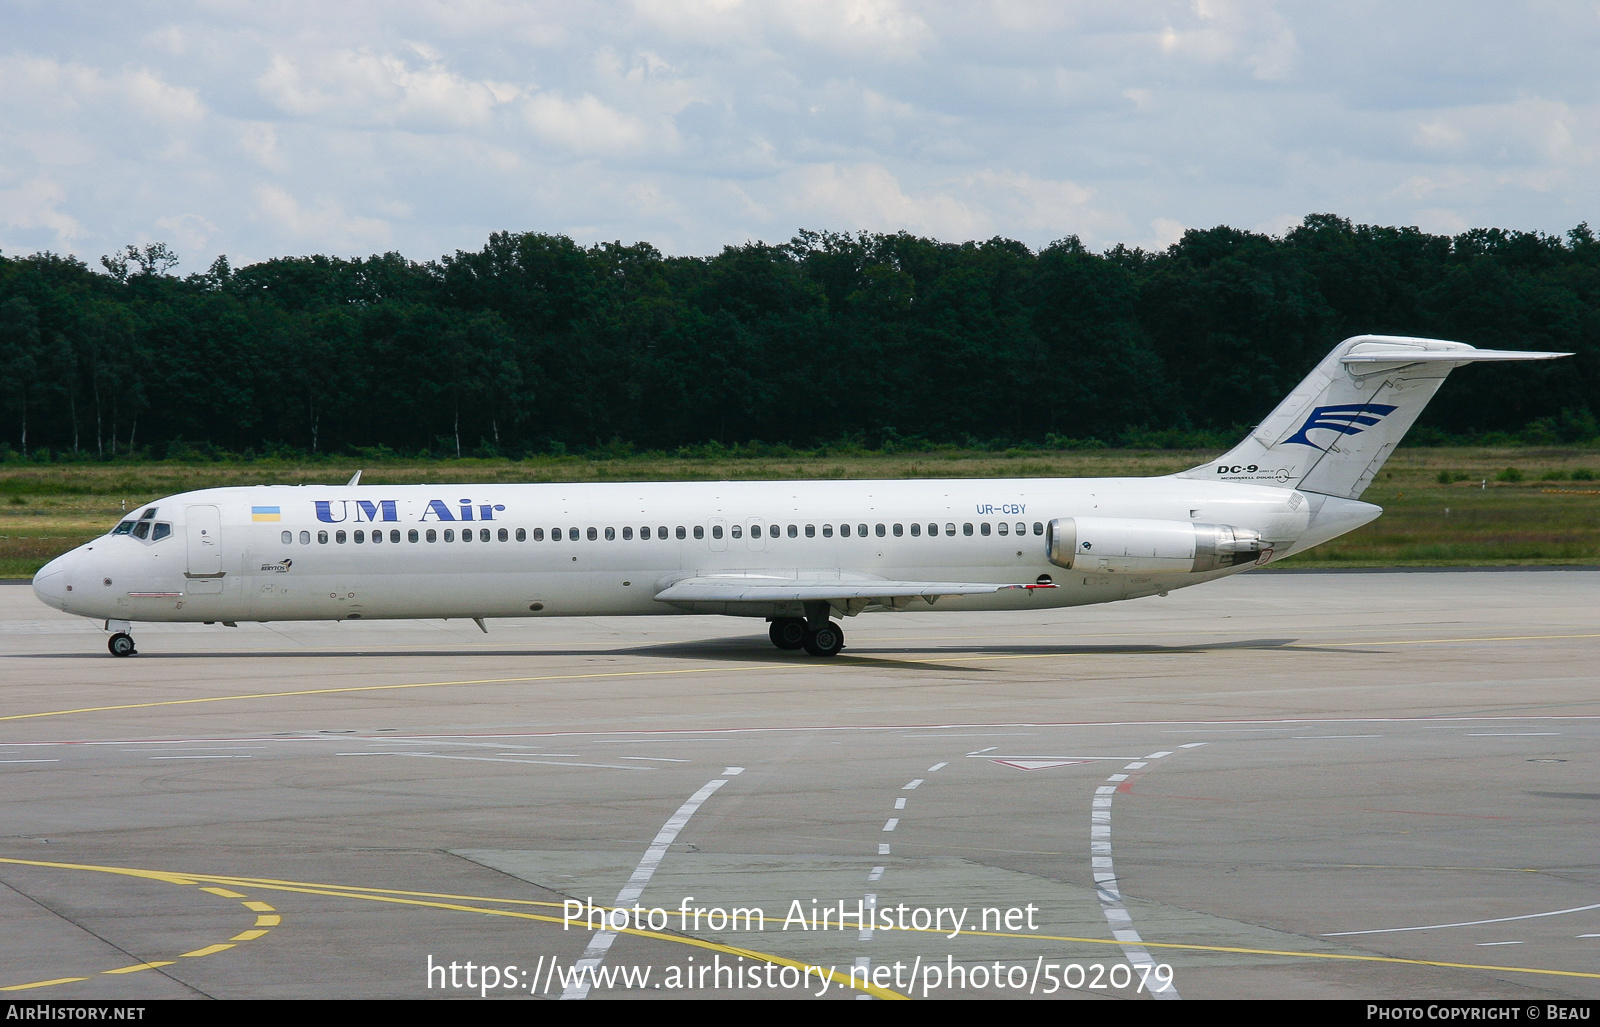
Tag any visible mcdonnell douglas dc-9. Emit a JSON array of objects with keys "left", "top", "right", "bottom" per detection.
[{"left": 31, "top": 336, "right": 1567, "bottom": 657}]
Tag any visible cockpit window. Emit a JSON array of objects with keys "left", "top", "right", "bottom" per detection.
[
  {"left": 112, "top": 521, "right": 135, "bottom": 535},
  {"left": 131, "top": 521, "right": 151, "bottom": 539},
  {"left": 151, "top": 523, "right": 171, "bottom": 541},
  {"left": 139, "top": 508, "right": 157, "bottom": 519}
]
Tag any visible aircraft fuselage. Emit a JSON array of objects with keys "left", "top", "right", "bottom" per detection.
[{"left": 31, "top": 476, "right": 1368, "bottom": 626}]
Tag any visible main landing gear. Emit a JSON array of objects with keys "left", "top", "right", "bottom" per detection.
[
  {"left": 767, "top": 615, "right": 845, "bottom": 658},
  {"left": 769, "top": 617, "right": 807, "bottom": 650},
  {"left": 108, "top": 632, "right": 137, "bottom": 657}
]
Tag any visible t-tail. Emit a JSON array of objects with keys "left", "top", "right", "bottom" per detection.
[{"left": 1174, "top": 335, "right": 1570, "bottom": 499}]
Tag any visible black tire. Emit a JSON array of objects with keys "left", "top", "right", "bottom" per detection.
[
  {"left": 769, "top": 618, "right": 807, "bottom": 650},
  {"left": 108, "top": 633, "right": 136, "bottom": 658},
  {"left": 802, "top": 622, "right": 844, "bottom": 657}
]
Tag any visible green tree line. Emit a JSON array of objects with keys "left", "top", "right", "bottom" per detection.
[{"left": 0, "top": 214, "right": 1596, "bottom": 460}]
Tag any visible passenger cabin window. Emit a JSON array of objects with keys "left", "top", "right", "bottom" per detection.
[
  {"left": 693, "top": 525, "right": 704, "bottom": 539},
  {"left": 659, "top": 526, "right": 668, "bottom": 538},
  {"left": 929, "top": 523, "right": 939, "bottom": 536},
  {"left": 408, "top": 529, "right": 419, "bottom": 543},
  {"left": 1033, "top": 522, "right": 1044, "bottom": 535},
  {"left": 840, "top": 523, "right": 850, "bottom": 537},
  {"left": 750, "top": 524, "right": 760, "bottom": 538},
  {"left": 587, "top": 527, "right": 598, "bottom": 541},
  {"left": 499, "top": 528, "right": 509, "bottom": 542},
  {"left": 320, "top": 530, "right": 330, "bottom": 543},
  {"left": 730, "top": 525, "right": 741, "bottom": 539},
  {"left": 1017, "top": 522, "right": 1026, "bottom": 536},
  {"left": 282, "top": 530, "right": 292, "bottom": 544},
  {"left": 336, "top": 530, "right": 347, "bottom": 543},
  {"left": 962, "top": 523, "right": 973, "bottom": 536},
  {"left": 788, "top": 524, "right": 797, "bottom": 538},
  {"left": 805, "top": 524, "right": 815, "bottom": 538},
  {"left": 711, "top": 525, "right": 723, "bottom": 539},
  {"left": 605, "top": 527, "right": 615, "bottom": 541},
  {"left": 622, "top": 527, "right": 633, "bottom": 540},
  {"left": 389, "top": 530, "right": 401, "bottom": 543},
  {"left": 893, "top": 523, "right": 903, "bottom": 537},
  {"left": 980, "top": 522, "right": 990, "bottom": 536},
  {"left": 910, "top": 522, "right": 921, "bottom": 536},
  {"left": 516, "top": 528, "right": 526, "bottom": 541},
  {"left": 875, "top": 523, "right": 886, "bottom": 537},
  {"left": 857, "top": 523, "right": 867, "bottom": 537},
  {"left": 532, "top": 528, "right": 544, "bottom": 541},
  {"left": 354, "top": 530, "right": 365, "bottom": 543},
  {"left": 444, "top": 529, "right": 455, "bottom": 542},
  {"left": 301, "top": 530, "right": 312, "bottom": 544},
  {"left": 425, "top": 529, "right": 437, "bottom": 543},
  {"left": 821, "top": 525, "right": 832, "bottom": 537},
  {"left": 997, "top": 522, "right": 1008, "bottom": 535},
  {"left": 678, "top": 526, "right": 687, "bottom": 539}
]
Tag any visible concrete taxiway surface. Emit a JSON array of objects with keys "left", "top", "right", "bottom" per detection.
[{"left": 1, "top": 571, "right": 1596, "bottom": 1001}]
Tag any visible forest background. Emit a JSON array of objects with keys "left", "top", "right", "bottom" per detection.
[
  {"left": 2, "top": 213, "right": 1598, "bottom": 462},
  {"left": 3, "top": 213, "right": 1599, "bottom": 574}
]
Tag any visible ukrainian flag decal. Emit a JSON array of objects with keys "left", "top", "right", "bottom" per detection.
[{"left": 251, "top": 506, "right": 282, "bottom": 522}]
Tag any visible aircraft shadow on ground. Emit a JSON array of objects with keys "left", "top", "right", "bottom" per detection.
[{"left": 12, "top": 634, "right": 1345, "bottom": 666}]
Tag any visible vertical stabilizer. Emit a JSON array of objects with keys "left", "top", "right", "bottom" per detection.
[{"left": 1173, "top": 336, "right": 1570, "bottom": 499}]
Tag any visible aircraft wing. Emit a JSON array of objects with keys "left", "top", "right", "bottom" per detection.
[{"left": 654, "top": 573, "right": 1055, "bottom": 615}]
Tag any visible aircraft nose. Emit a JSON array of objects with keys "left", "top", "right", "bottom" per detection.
[{"left": 32, "top": 554, "right": 70, "bottom": 610}]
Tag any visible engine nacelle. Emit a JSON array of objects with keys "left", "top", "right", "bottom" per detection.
[{"left": 1047, "top": 517, "right": 1267, "bottom": 574}]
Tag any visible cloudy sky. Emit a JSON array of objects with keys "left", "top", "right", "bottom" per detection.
[{"left": 3, "top": 1, "right": 1598, "bottom": 271}]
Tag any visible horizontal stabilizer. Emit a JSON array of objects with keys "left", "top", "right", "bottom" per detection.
[{"left": 1341, "top": 347, "right": 1570, "bottom": 364}]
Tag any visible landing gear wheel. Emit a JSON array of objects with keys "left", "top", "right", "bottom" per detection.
[
  {"left": 802, "top": 621, "right": 844, "bottom": 658},
  {"left": 769, "top": 617, "right": 807, "bottom": 650},
  {"left": 108, "top": 632, "right": 136, "bottom": 658}
]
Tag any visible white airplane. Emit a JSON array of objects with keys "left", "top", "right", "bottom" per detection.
[{"left": 31, "top": 335, "right": 1567, "bottom": 658}]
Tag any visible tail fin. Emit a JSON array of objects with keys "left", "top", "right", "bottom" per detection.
[{"left": 1174, "top": 335, "right": 1569, "bottom": 499}]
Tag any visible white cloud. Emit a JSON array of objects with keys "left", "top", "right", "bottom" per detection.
[
  {"left": 257, "top": 50, "right": 516, "bottom": 131},
  {"left": 960, "top": 170, "right": 1109, "bottom": 238},
  {"left": 0, "top": 178, "right": 83, "bottom": 245},
  {"left": 1253, "top": 212, "right": 1303, "bottom": 238},
  {"left": 239, "top": 123, "right": 289, "bottom": 173},
  {"left": 522, "top": 92, "right": 666, "bottom": 154},
  {"left": 154, "top": 213, "right": 220, "bottom": 254},
  {"left": 1, "top": 2, "right": 1598, "bottom": 267},
  {"left": 631, "top": 0, "right": 932, "bottom": 59},
  {"left": 253, "top": 185, "right": 392, "bottom": 250},
  {"left": 1145, "top": 217, "right": 1188, "bottom": 250},
  {"left": 0, "top": 56, "right": 203, "bottom": 124},
  {"left": 776, "top": 163, "right": 985, "bottom": 239}
]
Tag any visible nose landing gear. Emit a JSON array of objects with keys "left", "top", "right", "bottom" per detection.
[{"left": 108, "top": 632, "right": 136, "bottom": 657}]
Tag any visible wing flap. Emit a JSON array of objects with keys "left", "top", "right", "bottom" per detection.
[{"left": 654, "top": 574, "right": 1054, "bottom": 608}]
